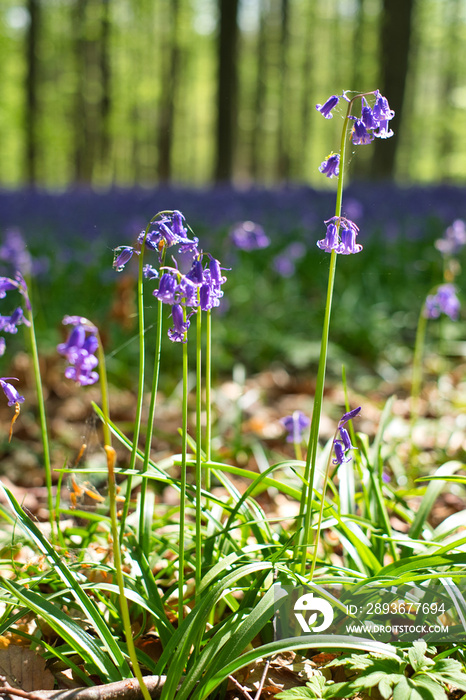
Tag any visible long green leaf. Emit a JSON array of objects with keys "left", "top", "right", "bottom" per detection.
[
  {"left": 0, "top": 480, "right": 130, "bottom": 679},
  {"left": 0, "top": 578, "right": 120, "bottom": 681},
  {"left": 410, "top": 461, "right": 464, "bottom": 540}
]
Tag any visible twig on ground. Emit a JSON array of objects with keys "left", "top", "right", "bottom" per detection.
[
  {"left": 228, "top": 675, "right": 254, "bottom": 700},
  {"left": 253, "top": 659, "right": 270, "bottom": 700},
  {"left": 0, "top": 677, "right": 169, "bottom": 700}
]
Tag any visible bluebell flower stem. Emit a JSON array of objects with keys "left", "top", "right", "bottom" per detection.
[
  {"left": 96, "top": 338, "right": 151, "bottom": 700},
  {"left": 24, "top": 302, "right": 55, "bottom": 543},
  {"left": 297, "top": 96, "right": 357, "bottom": 578},
  {"left": 138, "top": 298, "right": 163, "bottom": 552},
  {"left": 411, "top": 304, "right": 428, "bottom": 424},
  {"left": 178, "top": 309, "right": 189, "bottom": 621},
  {"left": 195, "top": 307, "right": 202, "bottom": 598},
  {"left": 119, "top": 240, "right": 147, "bottom": 540},
  {"left": 205, "top": 309, "right": 212, "bottom": 467}
]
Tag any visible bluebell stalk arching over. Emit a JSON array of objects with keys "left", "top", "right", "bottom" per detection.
[{"left": 332, "top": 406, "right": 361, "bottom": 466}]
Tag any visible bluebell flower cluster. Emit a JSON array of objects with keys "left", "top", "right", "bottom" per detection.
[
  {"left": 424, "top": 284, "right": 460, "bottom": 321},
  {"left": 230, "top": 221, "right": 270, "bottom": 250},
  {"left": 113, "top": 210, "right": 227, "bottom": 343},
  {"left": 435, "top": 219, "right": 466, "bottom": 256},
  {"left": 280, "top": 410, "right": 310, "bottom": 444},
  {"left": 57, "top": 316, "right": 100, "bottom": 385},
  {"left": 332, "top": 407, "right": 361, "bottom": 466},
  {"left": 315, "top": 90, "right": 394, "bottom": 255},
  {"left": 0, "top": 273, "right": 31, "bottom": 355},
  {"left": 317, "top": 217, "right": 362, "bottom": 255}
]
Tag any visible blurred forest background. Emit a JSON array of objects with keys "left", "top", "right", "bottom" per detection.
[{"left": 1, "top": 0, "right": 465, "bottom": 190}]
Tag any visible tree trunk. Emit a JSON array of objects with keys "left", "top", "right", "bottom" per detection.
[
  {"left": 276, "top": 0, "right": 290, "bottom": 181},
  {"left": 99, "top": 0, "right": 112, "bottom": 175},
  {"left": 250, "top": 0, "right": 267, "bottom": 181},
  {"left": 24, "top": 0, "right": 41, "bottom": 185},
  {"left": 371, "top": 0, "right": 415, "bottom": 179},
  {"left": 157, "top": 0, "right": 180, "bottom": 183},
  {"left": 214, "top": 0, "right": 240, "bottom": 182}
]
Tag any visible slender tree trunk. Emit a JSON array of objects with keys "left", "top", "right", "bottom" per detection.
[
  {"left": 157, "top": 0, "right": 180, "bottom": 183},
  {"left": 24, "top": 0, "right": 41, "bottom": 185},
  {"left": 99, "top": 0, "right": 112, "bottom": 174},
  {"left": 214, "top": 0, "right": 240, "bottom": 182},
  {"left": 250, "top": 0, "right": 267, "bottom": 180},
  {"left": 371, "top": 0, "right": 415, "bottom": 178},
  {"left": 276, "top": 0, "right": 290, "bottom": 181}
]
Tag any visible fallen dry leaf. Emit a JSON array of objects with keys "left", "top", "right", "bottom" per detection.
[{"left": 0, "top": 646, "right": 54, "bottom": 691}]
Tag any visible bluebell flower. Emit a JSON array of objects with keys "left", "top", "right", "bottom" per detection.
[
  {"left": 317, "top": 221, "right": 340, "bottom": 253},
  {"left": 0, "top": 307, "right": 31, "bottom": 334},
  {"left": 153, "top": 273, "right": 179, "bottom": 304},
  {"left": 333, "top": 406, "right": 361, "bottom": 465},
  {"left": 0, "top": 377, "right": 25, "bottom": 407},
  {"left": 0, "top": 277, "right": 19, "bottom": 299},
  {"left": 319, "top": 153, "right": 340, "bottom": 178},
  {"left": 230, "top": 221, "right": 270, "bottom": 250},
  {"left": 361, "top": 98, "right": 377, "bottom": 130},
  {"left": 372, "top": 91, "right": 395, "bottom": 122},
  {"left": 333, "top": 440, "right": 352, "bottom": 465},
  {"left": 317, "top": 217, "right": 362, "bottom": 256},
  {"left": 280, "top": 411, "right": 310, "bottom": 444},
  {"left": 168, "top": 304, "right": 190, "bottom": 343},
  {"left": 373, "top": 120, "right": 394, "bottom": 139},
  {"left": 57, "top": 317, "right": 99, "bottom": 386},
  {"left": 0, "top": 229, "right": 33, "bottom": 276},
  {"left": 316, "top": 95, "right": 340, "bottom": 119},
  {"left": 351, "top": 118, "right": 375, "bottom": 145},
  {"left": 143, "top": 264, "right": 158, "bottom": 279},
  {"left": 113, "top": 246, "right": 137, "bottom": 271},
  {"left": 435, "top": 219, "right": 466, "bottom": 255},
  {"left": 0, "top": 338, "right": 5, "bottom": 356},
  {"left": 338, "top": 220, "right": 362, "bottom": 255},
  {"left": 425, "top": 284, "right": 460, "bottom": 321}
]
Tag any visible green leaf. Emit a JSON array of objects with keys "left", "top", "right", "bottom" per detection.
[
  {"left": 408, "top": 641, "right": 431, "bottom": 672},
  {"left": 0, "top": 577, "right": 120, "bottom": 681},
  {"left": 410, "top": 461, "right": 464, "bottom": 540}
]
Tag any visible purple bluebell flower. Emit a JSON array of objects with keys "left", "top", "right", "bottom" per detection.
[
  {"left": 333, "top": 440, "right": 352, "bottom": 465},
  {"left": 168, "top": 304, "right": 190, "bottom": 343},
  {"left": 143, "top": 264, "right": 158, "bottom": 280},
  {"left": 317, "top": 221, "right": 340, "bottom": 253},
  {"left": 351, "top": 119, "right": 375, "bottom": 145},
  {"left": 317, "top": 217, "right": 362, "bottom": 255},
  {"left": 230, "top": 221, "right": 270, "bottom": 250},
  {"left": 273, "top": 255, "right": 295, "bottom": 277},
  {"left": 333, "top": 406, "right": 361, "bottom": 465},
  {"left": 425, "top": 284, "right": 460, "bottom": 321},
  {"left": 113, "top": 246, "right": 137, "bottom": 271},
  {"left": 361, "top": 98, "right": 377, "bottom": 130},
  {"left": 0, "top": 277, "right": 18, "bottom": 299},
  {"left": 57, "top": 317, "right": 99, "bottom": 386},
  {"left": 0, "top": 377, "right": 25, "bottom": 406},
  {"left": 280, "top": 411, "right": 310, "bottom": 444},
  {"left": 435, "top": 219, "right": 466, "bottom": 255},
  {"left": 0, "top": 229, "right": 33, "bottom": 276},
  {"left": 0, "top": 307, "right": 31, "bottom": 334},
  {"left": 316, "top": 95, "right": 339, "bottom": 119},
  {"left": 153, "top": 273, "right": 179, "bottom": 304},
  {"left": 373, "top": 120, "right": 394, "bottom": 139},
  {"left": 319, "top": 153, "right": 340, "bottom": 179},
  {"left": 372, "top": 91, "right": 395, "bottom": 122},
  {"left": 0, "top": 338, "right": 5, "bottom": 356},
  {"left": 338, "top": 220, "right": 362, "bottom": 255}
]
